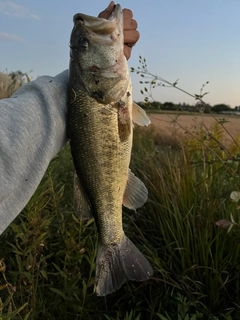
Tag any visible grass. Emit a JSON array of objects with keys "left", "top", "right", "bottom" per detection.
[
  {"left": 1, "top": 70, "right": 240, "bottom": 319},
  {"left": 1, "top": 121, "right": 240, "bottom": 319},
  {"left": 0, "top": 70, "right": 29, "bottom": 99}
]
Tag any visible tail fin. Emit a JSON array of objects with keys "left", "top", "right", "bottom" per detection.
[{"left": 94, "top": 235, "right": 153, "bottom": 296}]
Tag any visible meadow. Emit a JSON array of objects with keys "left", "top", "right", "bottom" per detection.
[
  {"left": 1, "top": 72, "right": 240, "bottom": 319},
  {"left": 148, "top": 113, "right": 240, "bottom": 141}
]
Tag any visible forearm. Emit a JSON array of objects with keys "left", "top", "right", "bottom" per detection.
[{"left": 0, "top": 70, "right": 68, "bottom": 234}]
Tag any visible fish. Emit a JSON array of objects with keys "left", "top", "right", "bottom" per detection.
[{"left": 67, "top": 4, "right": 153, "bottom": 296}]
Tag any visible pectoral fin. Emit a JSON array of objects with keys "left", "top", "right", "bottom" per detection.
[
  {"left": 132, "top": 102, "right": 151, "bottom": 126},
  {"left": 123, "top": 169, "right": 148, "bottom": 210},
  {"left": 73, "top": 171, "right": 93, "bottom": 220}
]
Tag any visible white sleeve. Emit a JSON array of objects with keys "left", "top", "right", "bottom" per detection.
[{"left": 0, "top": 69, "right": 69, "bottom": 234}]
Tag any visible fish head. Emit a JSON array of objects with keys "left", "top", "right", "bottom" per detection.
[{"left": 69, "top": 4, "right": 130, "bottom": 104}]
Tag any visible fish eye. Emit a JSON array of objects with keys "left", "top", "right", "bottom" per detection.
[
  {"left": 77, "top": 37, "right": 89, "bottom": 49},
  {"left": 69, "top": 37, "right": 89, "bottom": 51}
]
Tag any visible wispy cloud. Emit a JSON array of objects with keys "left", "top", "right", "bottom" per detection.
[
  {"left": 0, "top": 32, "right": 24, "bottom": 42},
  {"left": 0, "top": 1, "right": 40, "bottom": 20}
]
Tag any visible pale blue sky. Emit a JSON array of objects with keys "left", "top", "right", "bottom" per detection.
[{"left": 0, "top": 0, "right": 239, "bottom": 107}]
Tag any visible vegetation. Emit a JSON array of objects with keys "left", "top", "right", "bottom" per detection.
[
  {"left": 136, "top": 101, "right": 233, "bottom": 114},
  {"left": 1, "top": 120, "right": 240, "bottom": 319},
  {"left": 132, "top": 56, "right": 237, "bottom": 114},
  {"left": 1, "top": 68, "right": 240, "bottom": 319},
  {"left": 0, "top": 70, "right": 30, "bottom": 99}
]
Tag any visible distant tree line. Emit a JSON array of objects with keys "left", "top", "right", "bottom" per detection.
[{"left": 136, "top": 101, "right": 240, "bottom": 114}]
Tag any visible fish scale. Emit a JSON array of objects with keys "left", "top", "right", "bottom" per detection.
[
  {"left": 69, "top": 89, "right": 131, "bottom": 244},
  {"left": 67, "top": 4, "right": 153, "bottom": 296}
]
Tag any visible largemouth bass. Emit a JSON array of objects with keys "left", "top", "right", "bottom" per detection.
[{"left": 67, "top": 4, "right": 153, "bottom": 296}]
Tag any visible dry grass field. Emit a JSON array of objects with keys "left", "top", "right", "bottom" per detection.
[
  {"left": 0, "top": 70, "right": 28, "bottom": 99},
  {"left": 148, "top": 112, "right": 240, "bottom": 146}
]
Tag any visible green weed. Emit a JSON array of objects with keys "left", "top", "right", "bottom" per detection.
[
  {"left": 1, "top": 115, "right": 240, "bottom": 318},
  {"left": 3, "top": 55, "right": 240, "bottom": 319}
]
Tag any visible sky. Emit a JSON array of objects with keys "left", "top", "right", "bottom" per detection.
[{"left": 0, "top": 0, "right": 239, "bottom": 108}]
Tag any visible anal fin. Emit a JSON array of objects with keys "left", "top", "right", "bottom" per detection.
[{"left": 123, "top": 169, "right": 148, "bottom": 210}]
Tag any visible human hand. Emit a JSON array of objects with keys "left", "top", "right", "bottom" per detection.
[{"left": 98, "top": 1, "right": 140, "bottom": 60}]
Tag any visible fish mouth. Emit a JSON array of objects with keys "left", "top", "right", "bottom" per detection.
[{"left": 72, "top": 4, "right": 123, "bottom": 44}]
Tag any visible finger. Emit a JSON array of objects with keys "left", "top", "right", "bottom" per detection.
[
  {"left": 124, "top": 18, "right": 138, "bottom": 31},
  {"left": 122, "top": 8, "right": 133, "bottom": 20},
  {"left": 98, "top": 1, "right": 115, "bottom": 19},
  {"left": 123, "top": 30, "right": 140, "bottom": 45},
  {"left": 124, "top": 45, "right": 132, "bottom": 60}
]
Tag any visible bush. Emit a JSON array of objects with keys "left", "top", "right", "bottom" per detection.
[
  {"left": 0, "top": 70, "right": 29, "bottom": 99},
  {"left": 1, "top": 120, "right": 240, "bottom": 319}
]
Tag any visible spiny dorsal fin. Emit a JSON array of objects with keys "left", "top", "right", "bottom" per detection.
[
  {"left": 73, "top": 171, "right": 93, "bottom": 220},
  {"left": 123, "top": 169, "right": 148, "bottom": 210},
  {"left": 132, "top": 102, "right": 151, "bottom": 126}
]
